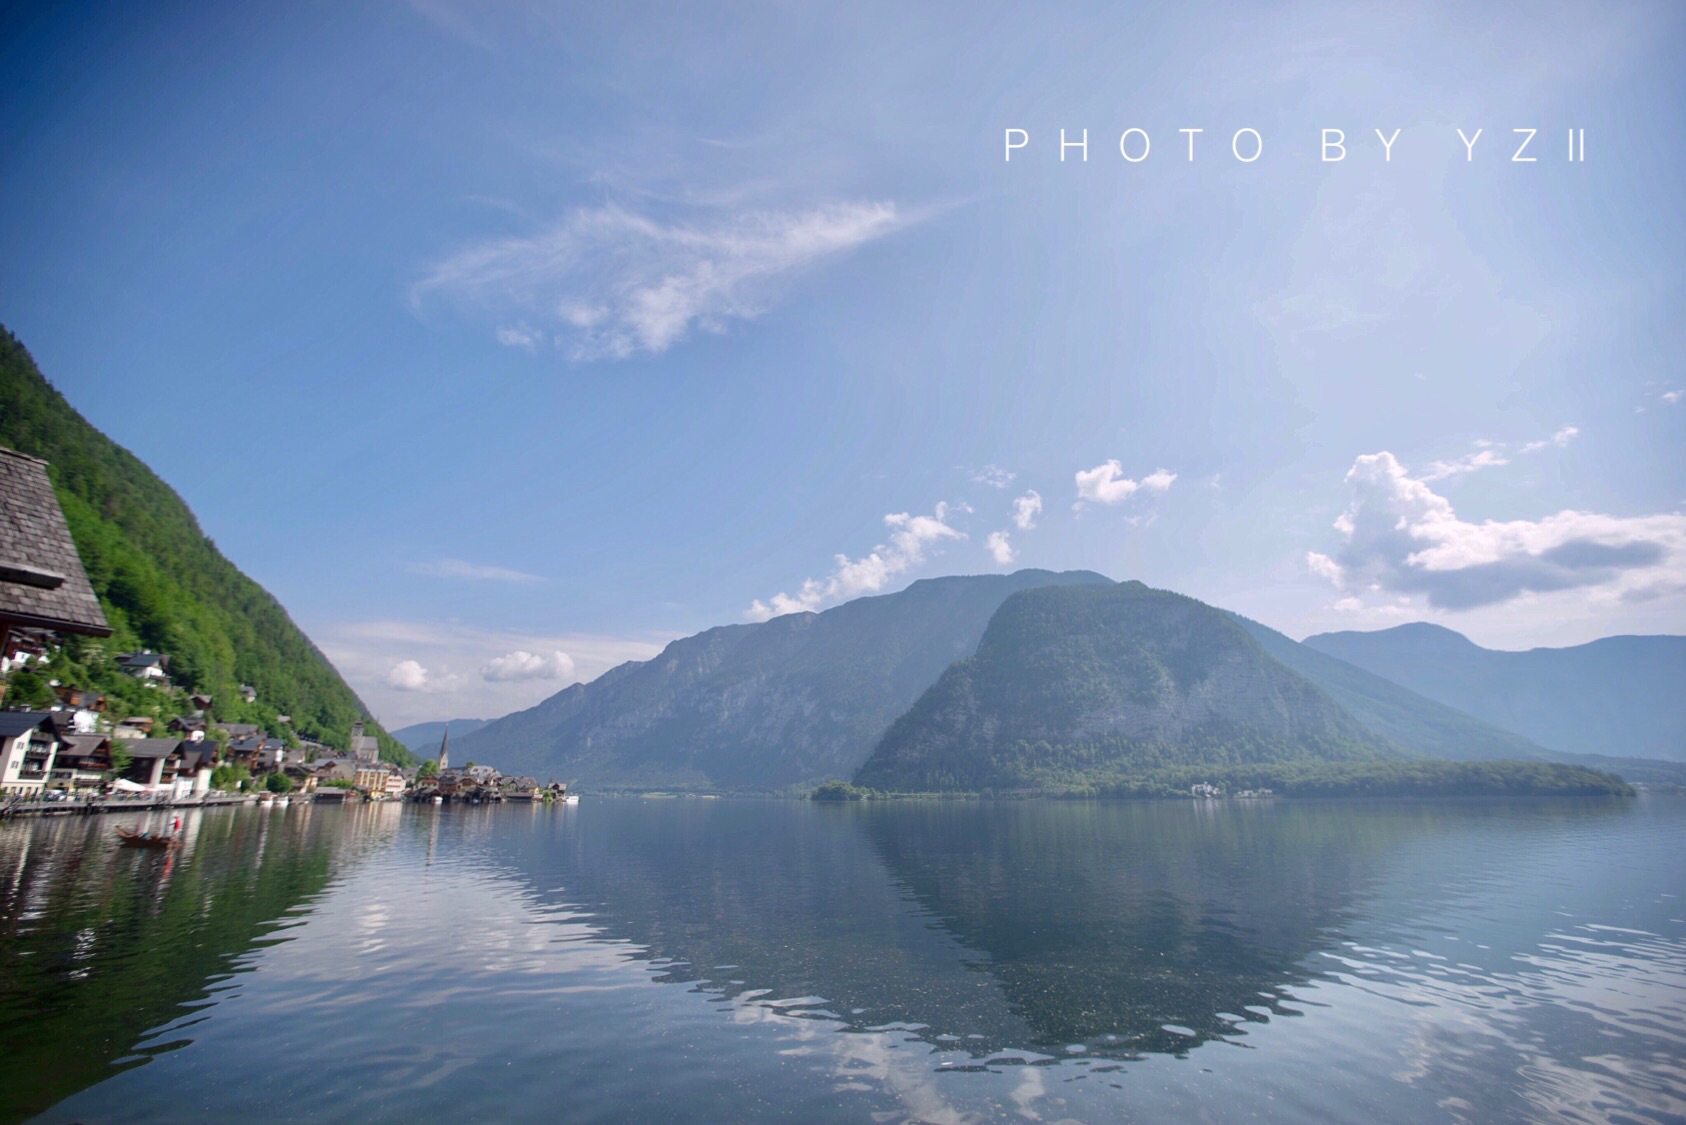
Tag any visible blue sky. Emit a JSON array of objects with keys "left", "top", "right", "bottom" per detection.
[{"left": 2, "top": 1, "right": 1682, "bottom": 727}]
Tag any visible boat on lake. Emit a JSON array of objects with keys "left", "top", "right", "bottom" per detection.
[{"left": 114, "top": 826, "right": 180, "bottom": 849}]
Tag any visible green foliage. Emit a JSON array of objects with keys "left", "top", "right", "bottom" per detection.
[
  {"left": 209, "top": 763, "right": 250, "bottom": 792},
  {"left": 107, "top": 742, "right": 131, "bottom": 776},
  {"left": 417, "top": 759, "right": 438, "bottom": 779},
  {"left": 1085, "top": 760, "right": 1634, "bottom": 799},
  {"left": 3, "top": 669, "right": 55, "bottom": 709},
  {"left": 264, "top": 772, "right": 292, "bottom": 794},
  {"left": 323, "top": 778, "right": 358, "bottom": 790},
  {"left": 0, "top": 327, "right": 413, "bottom": 766},
  {"left": 811, "top": 779, "right": 873, "bottom": 801}
]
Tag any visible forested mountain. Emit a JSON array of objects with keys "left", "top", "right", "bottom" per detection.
[
  {"left": 1304, "top": 623, "right": 1686, "bottom": 763},
  {"left": 1228, "top": 614, "right": 1550, "bottom": 760},
  {"left": 854, "top": 582, "right": 1395, "bottom": 793},
  {"left": 449, "top": 569, "right": 1115, "bottom": 789},
  {"left": 0, "top": 327, "right": 408, "bottom": 761}
]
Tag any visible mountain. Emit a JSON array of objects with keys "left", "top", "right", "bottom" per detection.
[
  {"left": 1228, "top": 615, "right": 1550, "bottom": 761},
  {"left": 0, "top": 327, "right": 408, "bottom": 762},
  {"left": 391, "top": 718, "right": 489, "bottom": 755},
  {"left": 449, "top": 569, "right": 1115, "bottom": 789},
  {"left": 854, "top": 582, "right": 1396, "bottom": 793},
  {"left": 1303, "top": 623, "right": 1686, "bottom": 763}
]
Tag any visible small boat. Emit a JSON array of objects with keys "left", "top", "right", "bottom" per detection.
[
  {"left": 115, "top": 827, "right": 180, "bottom": 849},
  {"left": 431, "top": 795, "right": 443, "bottom": 805},
  {"left": 563, "top": 794, "right": 580, "bottom": 805}
]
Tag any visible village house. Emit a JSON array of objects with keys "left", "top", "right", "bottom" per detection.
[
  {"left": 118, "top": 650, "right": 171, "bottom": 684},
  {"left": 219, "top": 722, "right": 262, "bottom": 741},
  {"left": 49, "top": 686, "right": 106, "bottom": 733},
  {"left": 0, "top": 712, "right": 60, "bottom": 796},
  {"left": 113, "top": 716, "right": 156, "bottom": 740},
  {"left": 168, "top": 715, "right": 208, "bottom": 739},
  {"left": 120, "top": 739, "right": 214, "bottom": 798},
  {"left": 239, "top": 683, "right": 257, "bottom": 703},
  {"left": 188, "top": 692, "right": 213, "bottom": 713},
  {"left": 282, "top": 761, "right": 320, "bottom": 792},
  {"left": 1, "top": 445, "right": 112, "bottom": 694},
  {"left": 226, "top": 735, "right": 288, "bottom": 772},
  {"left": 49, "top": 733, "right": 113, "bottom": 793}
]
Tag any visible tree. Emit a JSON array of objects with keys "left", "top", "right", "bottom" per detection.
[
  {"left": 417, "top": 759, "right": 438, "bottom": 779},
  {"left": 264, "top": 772, "right": 292, "bottom": 794},
  {"left": 107, "top": 741, "right": 132, "bottom": 778}
]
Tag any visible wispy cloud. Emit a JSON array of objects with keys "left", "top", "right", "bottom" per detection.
[
  {"left": 1073, "top": 462, "right": 1176, "bottom": 509},
  {"left": 1518, "top": 425, "right": 1580, "bottom": 454},
  {"left": 1421, "top": 426, "right": 1578, "bottom": 479},
  {"left": 410, "top": 559, "right": 543, "bottom": 583},
  {"left": 1420, "top": 448, "right": 1510, "bottom": 482},
  {"left": 1011, "top": 490, "right": 1042, "bottom": 531},
  {"left": 747, "top": 502, "right": 965, "bottom": 620},
  {"left": 415, "top": 201, "right": 913, "bottom": 360},
  {"left": 985, "top": 530, "right": 1016, "bottom": 565},
  {"left": 1309, "top": 451, "right": 1686, "bottom": 610},
  {"left": 970, "top": 465, "right": 1016, "bottom": 489}
]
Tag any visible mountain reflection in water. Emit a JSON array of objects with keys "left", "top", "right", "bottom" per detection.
[{"left": 5, "top": 796, "right": 1682, "bottom": 1125}]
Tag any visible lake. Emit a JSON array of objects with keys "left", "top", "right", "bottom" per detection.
[{"left": 2, "top": 796, "right": 1683, "bottom": 1123}]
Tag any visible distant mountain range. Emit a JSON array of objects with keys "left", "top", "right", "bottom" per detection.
[
  {"left": 1304, "top": 623, "right": 1686, "bottom": 763},
  {"left": 855, "top": 582, "right": 1393, "bottom": 792},
  {"left": 390, "top": 718, "right": 490, "bottom": 755},
  {"left": 448, "top": 569, "right": 1114, "bottom": 789},
  {"left": 451, "top": 569, "right": 1681, "bottom": 791}
]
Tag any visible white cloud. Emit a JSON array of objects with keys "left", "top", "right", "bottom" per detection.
[
  {"left": 1011, "top": 490, "right": 1042, "bottom": 531},
  {"left": 747, "top": 502, "right": 965, "bottom": 620},
  {"left": 986, "top": 530, "right": 1016, "bottom": 565},
  {"left": 1073, "top": 461, "right": 1176, "bottom": 508},
  {"left": 1662, "top": 390, "right": 1683, "bottom": 405},
  {"left": 385, "top": 659, "right": 455, "bottom": 694},
  {"left": 495, "top": 323, "right": 544, "bottom": 351},
  {"left": 1519, "top": 426, "right": 1580, "bottom": 454},
  {"left": 971, "top": 465, "right": 1016, "bottom": 489},
  {"left": 482, "top": 649, "right": 576, "bottom": 683},
  {"left": 415, "top": 201, "right": 912, "bottom": 360},
  {"left": 1309, "top": 451, "right": 1686, "bottom": 610},
  {"left": 314, "top": 619, "right": 668, "bottom": 729},
  {"left": 410, "top": 559, "right": 543, "bottom": 583},
  {"left": 1420, "top": 448, "right": 1510, "bottom": 482},
  {"left": 1305, "top": 551, "right": 1345, "bottom": 584}
]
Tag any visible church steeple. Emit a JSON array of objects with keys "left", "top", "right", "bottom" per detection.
[{"left": 437, "top": 724, "right": 449, "bottom": 773}]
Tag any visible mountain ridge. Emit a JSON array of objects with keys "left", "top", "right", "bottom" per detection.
[
  {"left": 854, "top": 582, "right": 1398, "bottom": 792},
  {"left": 449, "top": 569, "right": 1116, "bottom": 788},
  {"left": 1304, "top": 623, "right": 1686, "bottom": 762}
]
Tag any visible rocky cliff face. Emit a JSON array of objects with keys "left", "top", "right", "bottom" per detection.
[
  {"left": 855, "top": 582, "right": 1395, "bottom": 792},
  {"left": 449, "top": 569, "right": 1115, "bottom": 789}
]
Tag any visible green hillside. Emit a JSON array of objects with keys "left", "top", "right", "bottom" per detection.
[
  {"left": 0, "top": 326, "right": 409, "bottom": 762},
  {"left": 855, "top": 582, "right": 1397, "bottom": 793}
]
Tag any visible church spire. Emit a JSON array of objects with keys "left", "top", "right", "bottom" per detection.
[{"left": 437, "top": 724, "right": 449, "bottom": 772}]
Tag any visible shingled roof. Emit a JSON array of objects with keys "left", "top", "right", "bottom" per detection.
[{"left": 0, "top": 446, "right": 110, "bottom": 637}]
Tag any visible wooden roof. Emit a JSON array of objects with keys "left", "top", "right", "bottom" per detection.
[{"left": 0, "top": 446, "right": 110, "bottom": 636}]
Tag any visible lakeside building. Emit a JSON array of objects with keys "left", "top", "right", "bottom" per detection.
[
  {"left": 0, "top": 712, "right": 59, "bottom": 795},
  {"left": 0, "top": 447, "right": 112, "bottom": 664}
]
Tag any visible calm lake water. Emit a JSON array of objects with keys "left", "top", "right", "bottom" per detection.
[{"left": 2, "top": 796, "right": 1683, "bottom": 1123}]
